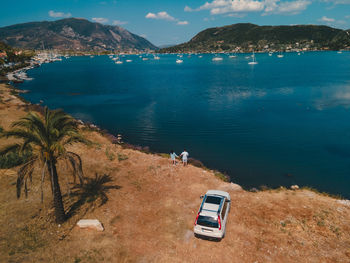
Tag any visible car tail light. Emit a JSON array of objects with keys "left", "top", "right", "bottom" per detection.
[
  {"left": 194, "top": 213, "right": 200, "bottom": 226},
  {"left": 218, "top": 215, "right": 222, "bottom": 230}
]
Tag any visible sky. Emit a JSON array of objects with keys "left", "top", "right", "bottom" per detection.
[{"left": 1, "top": 0, "right": 350, "bottom": 46}]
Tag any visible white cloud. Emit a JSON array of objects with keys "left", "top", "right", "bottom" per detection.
[
  {"left": 319, "top": 16, "right": 335, "bottom": 22},
  {"left": 186, "top": 0, "right": 310, "bottom": 16},
  {"left": 92, "top": 17, "right": 109, "bottom": 24},
  {"left": 317, "top": 16, "right": 347, "bottom": 27},
  {"left": 321, "top": 0, "right": 350, "bottom": 4},
  {"left": 177, "top": 21, "right": 189, "bottom": 25},
  {"left": 146, "top": 11, "right": 188, "bottom": 25},
  {"left": 186, "top": 0, "right": 264, "bottom": 14},
  {"left": 203, "top": 17, "right": 216, "bottom": 21},
  {"left": 112, "top": 20, "right": 128, "bottom": 25},
  {"left": 145, "top": 11, "right": 176, "bottom": 21},
  {"left": 184, "top": 6, "right": 194, "bottom": 12},
  {"left": 211, "top": 0, "right": 265, "bottom": 14},
  {"left": 48, "top": 10, "right": 72, "bottom": 18},
  {"left": 275, "top": 0, "right": 310, "bottom": 14},
  {"left": 225, "top": 13, "right": 247, "bottom": 17},
  {"left": 264, "top": 0, "right": 311, "bottom": 15}
]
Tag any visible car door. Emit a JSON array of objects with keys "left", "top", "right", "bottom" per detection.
[{"left": 221, "top": 198, "right": 230, "bottom": 232}]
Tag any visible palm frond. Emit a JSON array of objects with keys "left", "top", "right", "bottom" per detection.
[
  {"left": 16, "top": 158, "right": 37, "bottom": 198},
  {"left": 20, "top": 140, "right": 34, "bottom": 154},
  {"left": 65, "top": 151, "right": 84, "bottom": 184},
  {"left": 2, "top": 129, "right": 44, "bottom": 148},
  {"left": 40, "top": 161, "right": 47, "bottom": 203},
  {"left": 63, "top": 134, "right": 92, "bottom": 146},
  {"left": 0, "top": 143, "right": 21, "bottom": 156},
  {"left": 13, "top": 112, "right": 50, "bottom": 148},
  {"left": 48, "top": 108, "right": 75, "bottom": 132}
]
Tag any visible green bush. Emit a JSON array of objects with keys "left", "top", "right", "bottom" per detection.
[
  {"left": 117, "top": 153, "right": 128, "bottom": 161},
  {"left": 213, "top": 170, "right": 229, "bottom": 182},
  {"left": 0, "top": 150, "right": 32, "bottom": 169},
  {"left": 105, "top": 147, "right": 115, "bottom": 161},
  {"left": 188, "top": 158, "right": 205, "bottom": 168}
]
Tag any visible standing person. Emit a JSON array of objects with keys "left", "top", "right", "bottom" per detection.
[
  {"left": 170, "top": 150, "right": 178, "bottom": 165},
  {"left": 180, "top": 149, "right": 189, "bottom": 166}
]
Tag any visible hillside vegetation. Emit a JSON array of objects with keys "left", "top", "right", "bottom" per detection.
[
  {"left": 0, "top": 41, "right": 34, "bottom": 76},
  {"left": 161, "top": 23, "right": 350, "bottom": 53}
]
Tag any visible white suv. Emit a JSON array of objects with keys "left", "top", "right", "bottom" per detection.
[{"left": 194, "top": 190, "right": 231, "bottom": 240}]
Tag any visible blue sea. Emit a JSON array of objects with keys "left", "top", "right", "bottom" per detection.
[{"left": 19, "top": 52, "right": 350, "bottom": 198}]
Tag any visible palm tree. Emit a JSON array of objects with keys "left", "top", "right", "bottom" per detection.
[{"left": 0, "top": 107, "right": 89, "bottom": 223}]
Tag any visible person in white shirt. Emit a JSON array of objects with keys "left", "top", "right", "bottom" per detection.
[{"left": 180, "top": 149, "right": 189, "bottom": 166}]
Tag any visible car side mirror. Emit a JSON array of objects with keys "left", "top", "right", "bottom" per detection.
[
  {"left": 200, "top": 195, "right": 204, "bottom": 199},
  {"left": 226, "top": 199, "right": 231, "bottom": 203}
]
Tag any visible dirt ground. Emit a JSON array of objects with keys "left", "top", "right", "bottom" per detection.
[{"left": 0, "top": 83, "right": 350, "bottom": 263}]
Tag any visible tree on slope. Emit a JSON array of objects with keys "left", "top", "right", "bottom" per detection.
[{"left": 0, "top": 107, "right": 89, "bottom": 223}]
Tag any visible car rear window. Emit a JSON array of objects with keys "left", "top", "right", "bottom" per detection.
[
  {"left": 205, "top": 196, "right": 222, "bottom": 205},
  {"left": 197, "top": 215, "right": 219, "bottom": 228}
]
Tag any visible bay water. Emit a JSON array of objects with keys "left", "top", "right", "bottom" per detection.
[{"left": 19, "top": 52, "right": 350, "bottom": 198}]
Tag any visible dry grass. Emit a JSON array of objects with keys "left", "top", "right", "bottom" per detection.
[{"left": 1, "top": 83, "right": 350, "bottom": 262}]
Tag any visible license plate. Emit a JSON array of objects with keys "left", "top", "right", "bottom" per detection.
[{"left": 202, "top": 228, "right": 213, "bottom": 232}]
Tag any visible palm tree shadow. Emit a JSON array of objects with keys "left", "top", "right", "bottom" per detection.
[{"left": 65, "top": 173, "right": 121, "bottom": 219}]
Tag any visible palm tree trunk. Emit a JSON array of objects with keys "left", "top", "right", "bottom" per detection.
[{"left": 48, "top": 161, "right": 66, "bottom": 223}]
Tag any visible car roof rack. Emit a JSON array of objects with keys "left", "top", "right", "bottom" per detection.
[{"left": 198, "top": 194, "right": 224, "bottom": 215}]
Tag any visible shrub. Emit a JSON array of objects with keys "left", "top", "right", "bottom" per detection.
[
  {"left": 213, "top": 170, "right": 230, "bottom": 182},
  {"left": 105, "top": 147, "right": 115, "bottom": 161},
  {"left": 188, "top": 158, "right": 205, "bottom": 168},
  {"left": 117, "top": 153, "right": 128, "bottom": 161},
  {"left": 0, "top": 150, "right": 32, "bottom": 169},
  {"left": 158, "top": 153, "right": 169, "bottom": 158},
  {"left": 122, "top": 143, "right": 151, "bottom": 154}
]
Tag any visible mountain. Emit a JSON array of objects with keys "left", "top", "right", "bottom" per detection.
[
  {"left": 0, "top": 18, "right": 157, "bottom": 52},
  {"left": 157, "top": 44, "right": 176, "bottom": 49},
  {"left": 160, "top": 23, "right": 350, "bottom": 53}
]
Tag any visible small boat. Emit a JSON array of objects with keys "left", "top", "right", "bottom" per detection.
[
  {"left": 90, "top": 55, "right": 94, "bottom": 58},
  {"left": 268, "top": 52, "right": 273, "bottom": 56},
  {"left": 297, "top": 52, "right": 301, "bottom": 56},
  {"left": 142, "top": 57, "right": 149, "bottom": 61},
  {"left": 248, "top": 53, "right": 258, "bottom": 65},
  {"left": 212, "top": 57, "right": 223, "bottom": 61},
  {"left": 115, "top": 61, "right": 123, "bottom": 64},
  {"left": 277, "top": 51, "right": 284, "bottom": 58},
  {"left": 198, "top": 55, "right": 203, "bottom": 58},
  {"left": 154, "top": 56, "right": 160, "bottom": 60},
  {"left": 176, "top": 59, "right": 183, "bottom": 63},
  {"left": 126, "top": 60, "right": 132, "bottom": 62},
  {"left": 337, "top": 51, "right": 342, "bottom": 54},
  {"left": 229, "top": 55, "right": 237, "bottom": 58}
]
